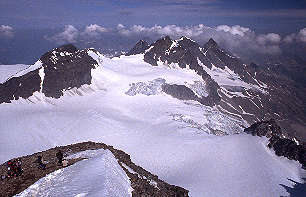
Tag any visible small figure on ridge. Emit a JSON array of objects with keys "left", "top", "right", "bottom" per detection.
[{"left": 56, "top": 150, "right": 63, "bottom": 166}]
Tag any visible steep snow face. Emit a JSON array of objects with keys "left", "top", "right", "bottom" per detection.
[
  {"left": 16, "top": 150, "right": 132, "bottom": 197},
  {"left": 197, "top": 59, "right": 266, "bottom": 94},
  {"left": 0, "top": 64, "right": 29, "bottom": 83},
  {"left": 0, "top": 55, "right": 305, "bottom": 197},
  {"left": 11, "top": 60, "right": 43, "bottom": 79},
  {"left": 38, "top": 67, "right": 45, "bottom": 93},
  {"left": 87, "top": 49, "right": 103, "bottom": 68}
]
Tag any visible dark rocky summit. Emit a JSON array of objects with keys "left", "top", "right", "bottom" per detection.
[
  {"left": 244, "top": 119, "right": 283, "bottom": 138},
  {"left": 0, "top": 44, "right": 98, "bottom": 103},
  {"left": 0, "top": 141, "right": 189, "bottom": 197},
  {"left": 245, "top": 119, "right": 306, "bottom": 168},
  {"left": 203, "top": 38, "right": 218, "bottom": 50},
  {"left": 126, "top": 40, "right": 150, "bottom": 56},
  {"left": 142, "top": 36, "right": 221, "bottom": 106}
]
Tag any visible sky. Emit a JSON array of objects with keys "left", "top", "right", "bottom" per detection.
[{"left": 0, "top": 0, "right": 306, "bottom": 64}]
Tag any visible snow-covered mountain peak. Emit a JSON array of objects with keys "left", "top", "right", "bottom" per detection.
[
  {"left": 162, "top": 35, "right": 172, "bottom": 41},
  {"left": 0, "top": 45, "right": 101, "bottom": 103},
  {"left": 178, "top": 35, "right": 195, "bottom": 41},
  {"left": 48, "top": 44, "right": 78, "bottom": 54}
]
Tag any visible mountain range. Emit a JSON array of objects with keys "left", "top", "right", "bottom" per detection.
[
  {"left": 0, "top": 36, "right": 305, "bottom": 196},
  {"left": 1, "top": 36, "right": 305, "bottom": 142}
]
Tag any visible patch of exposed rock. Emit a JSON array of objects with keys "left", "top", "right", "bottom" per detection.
[
  {"left": 126, "top": 40, "right": 149, "bottom": 55},
  {"left": 268, "top": 136, "right": 306, "bottom": 167},
  {"left": 0, "top": 141, "right": 188, "bottom": 197},
  {"left": 244, "top": 119, "right": 282, "bottom": 138},
  {"left": 245, "top": 119, "right": 306, "bottom": 168},
  {"left": 161, "top": 83, "right": 216, "bottom": 106}
]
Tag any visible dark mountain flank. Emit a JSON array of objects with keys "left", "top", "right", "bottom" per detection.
[
  {"left": 126, "top": 40, "right": 149, "bottom": 56},
  {"left": 0, "top": 44, "right": 98, "bottom": 103}
]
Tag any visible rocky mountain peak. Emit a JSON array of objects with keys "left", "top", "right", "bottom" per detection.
[
  {"left": 153, "top": 36, "right": 173, "bottom": 49},
  {"left": 179, "top": 36, "right": 194, "bottom": 41},
  {"left": 162, "top": 35, "right": 172, "bottom": 41},
  {"left": 141, "top": 35, "right": 221, "bottom": 106},
  {"left": 203, "top": 38, "right": 218, "bottom": 50},
  {"left": 126, "top": 40, "right": 149, "bottom": 55},
  {"left": 55, "top": 44, "right": 78, "bottom": 53},
  {"left": 41, "top": 44, "right": 78, "bottom": 59},
  {"left": 0, "top": 45, "right": 99, "bottom": 102}
]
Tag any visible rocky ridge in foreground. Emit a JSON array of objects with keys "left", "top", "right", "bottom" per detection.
[{"left": 0, "top": 141, "right": 188, "bottom": 197}]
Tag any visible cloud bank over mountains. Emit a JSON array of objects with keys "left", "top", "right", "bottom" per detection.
[
  {"left": 44, "top": 25, "right": 79, "bottom": 44},
  {"left": 1, "top": 23, "right": 305, "bottom": 64},
  {"left": 3, "top": 23, "right": 305, "bottom": 53},
  {"left": 43, "top": 23, "right": 306, "bottom": 58},
  {"left": 284, "top": 28, "right": 306, "bottom": 43}
]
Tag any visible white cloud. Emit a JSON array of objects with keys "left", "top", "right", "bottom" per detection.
[
  {"left": 118, "top": 24, "right": 211, "bottom": 38},
  {"left": 45, "top": 24, "right": 110, "bottom": 44},
  {"left": 45, "top": 25, "right": 79, "bottom": 44},
  {"left": 116, "top": 24, "right": 284, "bottom": 55},
  {"left": 297, "top": 27, "right": 306, "bottom": 42},
  {"left": 284, "top": 33, "right": 296, "bottom": 43},
  {"left": 82, "top": 24, "right": 107, "bottom": 37},
  {"left": 0, "top": 25, "right": 14, "bottom": 38},
  {"left": 256, "top": 33, "right": 281, "bottom": 45},
  {"left": 283, "top": 27, "right": 306, "bottom": 43},
  {"left": 44, "top": 24, "right": 305, "bottom": 59},
  {"left": 216, "top": 25, "right": 250, "bottom": 37},
  {"left": 117, "top": 24, "right": 126, "bottom": 30}
]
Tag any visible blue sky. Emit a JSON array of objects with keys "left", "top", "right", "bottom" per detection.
[
  {"left": 0, "top": 0, "right": 305, "bottom": 64},
  {"left": 1, "top": 0, "right": 305, "bottom": 33}
]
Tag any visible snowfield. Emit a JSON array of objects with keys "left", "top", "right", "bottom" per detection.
[
  {"left": 0, "top": 64, "right": 28, "bottom": 83},
  {"left": 0, "top": 54, "right": 305, "bottom": 197}
]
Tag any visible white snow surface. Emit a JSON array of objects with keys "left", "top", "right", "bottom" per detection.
[
  {"left": 197, "top": 58, "right": 267, "bottom": 94},
  {"left": 15, "top": 149, "right": 132, "bottom": 197},
  {"left": 10, "top": 60, "right": 43, "bottom": 79},
  {"left": 0, "top": 64, "right": 29, "bottom": 83},
  {"left": 0, "top": 55, "right": 305, "bottom": 197}
]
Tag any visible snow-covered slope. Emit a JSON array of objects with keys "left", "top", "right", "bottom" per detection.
[
  {"left": 0, "top": 51, "right": 305, "bottom": 197},
  {"left": 16, "top": 150, "right": 133, "bottom": 197},
  {"left": 0, "top": 64, "right": 29, "bottom": 83}
]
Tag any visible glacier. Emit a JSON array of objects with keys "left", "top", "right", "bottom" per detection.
[{"left": 0, "top": 53, "right": 305, "bottom": 197}]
